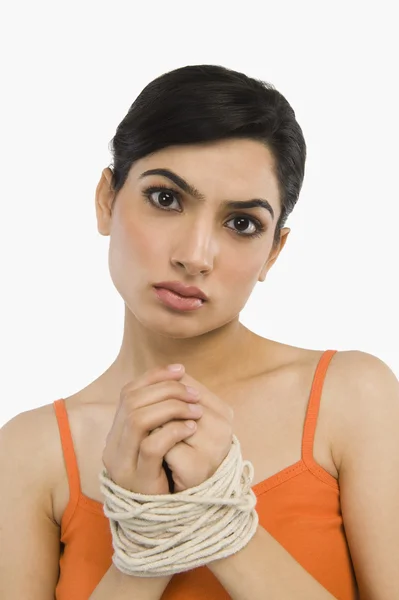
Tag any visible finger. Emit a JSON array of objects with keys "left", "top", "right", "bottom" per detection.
[
  {"left": 137, "top": 419, "right": 197, "bottom": 484},
  {"left": 104, "top": 393, "right": 202, "bottom": 477},
  {"left": 120, "top": 364, "right": 186, "bottom": 397},
  {"left": 179, "top": 371, "right": 234, "bottom": 421},
  {"left": 122, "top": 380, "right": 201, "bottom": 411},
  {"left": 105, "top": 379, "right": 199, "bottom": 455},
  {"left": 122, "top": 398, "right": 203, "bottom": 458}
]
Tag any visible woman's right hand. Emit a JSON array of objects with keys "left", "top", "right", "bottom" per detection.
[{"left": 101, "top": 364, "right": 203, "bottom": 496}]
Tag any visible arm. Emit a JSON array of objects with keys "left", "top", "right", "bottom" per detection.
[
  {"left": 336, "top": 351, "right": 399, "bottom": 599},
  {"left": 0, "top": 408, "right": 172, "bottom": 600},
  {"left": 88, "top": 564, "right": 171, "bottom": 599},
  {"left": 207, "top": 351, "right": 399, "bottom": 599},
  {"left": 0, "top": 410, "right": 61, "bottom": 599},
  {"left": 207, "top": 527, "right": 336, "bottom": 599}
]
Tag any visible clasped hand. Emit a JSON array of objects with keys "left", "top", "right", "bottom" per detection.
[{"left": 102, "top": 364, "right": 234, "bottom": 495}]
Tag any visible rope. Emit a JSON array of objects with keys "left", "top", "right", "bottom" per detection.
[{"left": 99, "top": 434, "right": 259, "bottom": 577}]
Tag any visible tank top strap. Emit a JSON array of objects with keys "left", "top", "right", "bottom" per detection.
[
  {"left": 302, "top": 349, "right": 337, "bottom": 464},
  {"left": 53, "top": 398, "right": 81, "bottom": 504}
]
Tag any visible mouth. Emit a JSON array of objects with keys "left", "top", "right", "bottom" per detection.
[
  {"left": 153, "top": 286, "right": 206, "bottom": 312},
  {"left": 153, "top": 281, "right": 208, "bottom": 301}
]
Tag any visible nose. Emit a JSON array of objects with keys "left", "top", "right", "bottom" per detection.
[{"left": 170, "top": 220, "right": 215, "bottom": 276}]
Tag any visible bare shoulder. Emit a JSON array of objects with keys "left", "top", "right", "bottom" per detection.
[
  {"left": 243, "top": 339, "right": 398, "bottom": 482},
  {"left": 0, "top": 405, "right": 64, "bottom": 597},
  {"left": 0, "top": 402, "right": 64, "bottom": 520},
  {"left": 318, "top": 349, "right": 399, "bottom": 472},
  {"left": 1, "top": 401, "right": 62, "bottom": 445}
]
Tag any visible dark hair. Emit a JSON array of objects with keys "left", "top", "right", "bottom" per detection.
[{"left": 109, "top": 64, "right": 307, "bottom": 249}]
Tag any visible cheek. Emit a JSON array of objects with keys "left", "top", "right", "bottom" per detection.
[
  {"left": 110, "top": 216, "right": 157, "bottom": 266},
  {"left": 108, "top": 215, "right": 160, "bottom": 294},
  {"left": 219, "top": 249, "right": 265, "bottom": 291}
]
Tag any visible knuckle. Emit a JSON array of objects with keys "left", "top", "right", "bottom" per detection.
[
  {"left": 170, "top": 420, "right": 190, "bottom": 438},
  {"left": 174, "top": 422, "right": 189, "bottom": 437},
  {"left": 119, "top": 387, "right": 138, "bottom": 407},
  {"left": 127, "top": 410, "right": 146, "bottom": 431},
  {"left": 173, "top": 399, "right": 193, "bottom": 416},
  {"left": 120, "top": 380, "right": 139, "bottom": 396},
  {"left": 167, "top": 421, "right": 183, "bottom": 437},
  {"left": 140, "top": 437, "right": 159, "bottom": 457},
  {"left": 160, "top": 380, "right": 185, "bottom": 395},
  {"left": 121, "top": 379, "right": 185, "bottom": 408}
]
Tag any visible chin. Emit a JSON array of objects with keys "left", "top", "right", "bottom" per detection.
[
  {"left": 126, "top": 301, "right": 207, "bottom": 338},
  {"left": 141, "top": 313, "right": 215, "bottom": 339},
  {"left": 137, "top": 306, "right": 240, "bottom": 340}
]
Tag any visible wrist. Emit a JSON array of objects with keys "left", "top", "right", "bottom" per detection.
[{"left": 111, "top": 563, "right": 172, "bottom": 593}]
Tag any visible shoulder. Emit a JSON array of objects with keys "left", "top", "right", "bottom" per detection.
[
  {"left": 1, "top": 400, "right": 62, "bottom": 437},
  {"left": 323, "top": 349, "right": 399, "bottom": 472},
  {"left": 0, "top": 403, "right": 63, "bottom": 519},
  {"left": 1, "top": 402, "right": 60, "bottom": 449},
  {"left": 324, "top": 347, "right": 396, "bottom": 385},
  {"left": 323, "top": 350, "right": 399, "bottom": 595}
]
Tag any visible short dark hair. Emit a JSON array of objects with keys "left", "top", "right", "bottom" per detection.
[{"left": 109, "top": 64, "right": 307, "bottom": 248}]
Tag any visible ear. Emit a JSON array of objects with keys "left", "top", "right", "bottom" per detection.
[
  {"left": 258, "top": 228, "right": 290, "bottom": 282},
  {"left": 95, "top": 167, "right": 115, "bottom": 236}
]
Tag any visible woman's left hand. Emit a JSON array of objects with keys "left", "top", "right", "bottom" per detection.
[{"left": 162, "top": 367, "right": 234, "bottom": 492}]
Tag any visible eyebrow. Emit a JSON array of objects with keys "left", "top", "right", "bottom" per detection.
[{"left": 139, "top": 168, "right": 275, "bottom": 220}]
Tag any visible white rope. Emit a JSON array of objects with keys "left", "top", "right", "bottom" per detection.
[{"left": 99, "top": 434, "right": 259, "bottom": 577}]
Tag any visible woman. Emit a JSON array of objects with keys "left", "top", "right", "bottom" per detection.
[{"left": 1, "top": 64, "right": 398, "bottom": 600}]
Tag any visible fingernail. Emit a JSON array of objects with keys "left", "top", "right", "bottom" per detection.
[
  {"left": 167, "top": 364, "right": 183, "bottom": 371},
  {"left": 185, "top": 420, "right": 197, "bottom": 429}
]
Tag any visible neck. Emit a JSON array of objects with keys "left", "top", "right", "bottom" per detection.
[{"left": 105, "top": 307, "right": 257, "bottom": 394}]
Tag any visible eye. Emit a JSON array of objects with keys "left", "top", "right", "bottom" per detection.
[
  {"left": 142, "top": 185, "right": 265, "bottom": 239},
  {"left": 225, "top": 216, "right": 265, "bottom": 238},
  {"left": 142, "top": 186, "right": 182, "bottom": 211}
]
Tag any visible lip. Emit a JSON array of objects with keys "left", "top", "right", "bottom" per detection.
[
  {"left": 153, "top": 287, "right": 204, "bottom": 312},
  {"left": 153, "top": 281, "right": 208, "bottom": 301}
]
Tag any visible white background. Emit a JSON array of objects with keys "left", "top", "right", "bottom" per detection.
[{"left": 1, "top": 1, "right": 398, "bottom": 427}]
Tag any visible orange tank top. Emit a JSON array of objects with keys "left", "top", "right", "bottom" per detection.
[{"left": 53, "top": 349, "right": 358, "bottom": 599}]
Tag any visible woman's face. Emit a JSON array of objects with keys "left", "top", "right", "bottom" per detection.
[{"left": 96, "top": 138, "right": 289, "bottom": 339}]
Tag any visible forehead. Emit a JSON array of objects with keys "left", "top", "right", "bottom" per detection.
[{"left": 128, "top": 138, "right": 280, "bottom": 209}]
